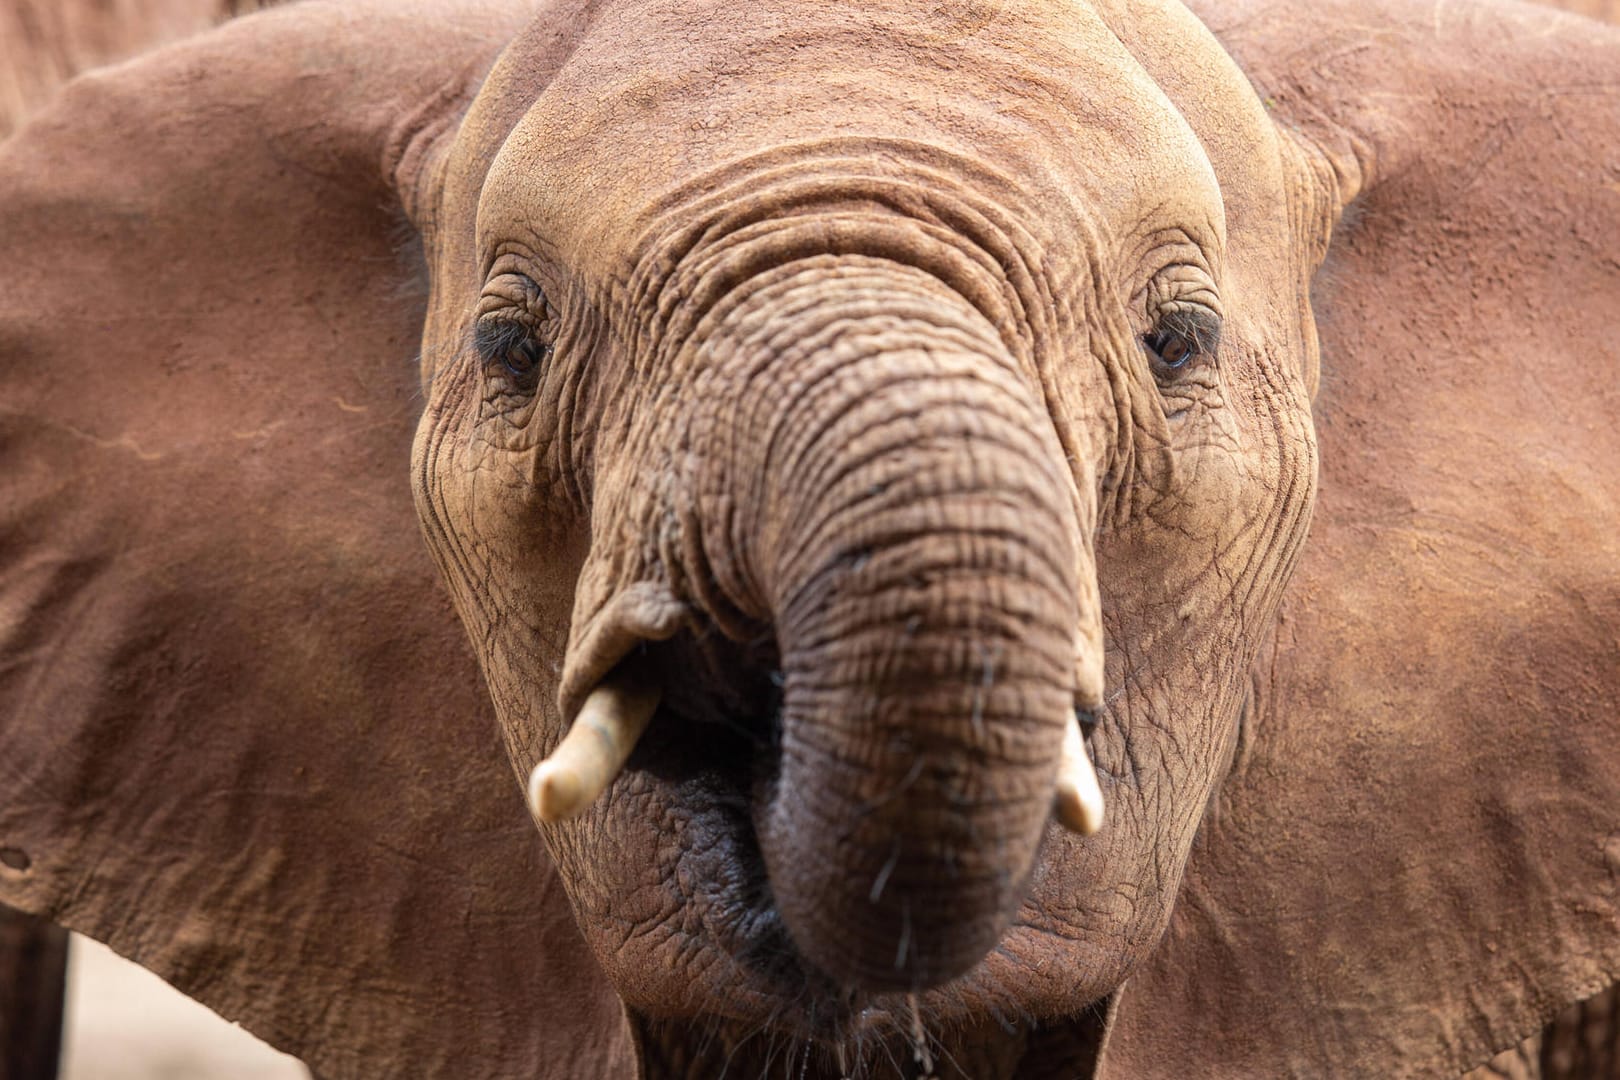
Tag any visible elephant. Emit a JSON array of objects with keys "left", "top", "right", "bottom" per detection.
[
  {"left": 0, "top": 0, "right": 280, "bottom": 140},
  {"left": 1, "top": 4, "right": 287, "bottom": 1072},
  {"left": 0, "top": 0, "right": 1617, "bottom": 1076}
]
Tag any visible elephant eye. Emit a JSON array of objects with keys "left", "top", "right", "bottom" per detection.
[
  {"left": 474, "top": 317, "right": 551, "bottom": 389},
  {"left": 1142, "top": 307, "right": 1221, "bottom": 379},
  {"left": 1145, "top": 330, "right": 1195, "bottom": 368}
]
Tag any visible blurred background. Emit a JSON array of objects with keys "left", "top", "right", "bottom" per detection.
[{"left": 60, "top": 936, "right": 307, "bottom": 1080}]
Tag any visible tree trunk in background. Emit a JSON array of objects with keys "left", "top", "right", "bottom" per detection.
[{"left": 0, "top": 904, "right": 68, "bottom": 1080}]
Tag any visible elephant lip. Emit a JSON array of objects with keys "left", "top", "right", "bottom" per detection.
[
  {"left": 602, "top": 691, "right": 839, "bottom": 1006},
  {"left": 563, "top": 630, "right": 1122, "bottom": 1046},
  {"left": 596, "top": 677, "right": 1116, "bottom": 1039},
  {"left": 621, "top": 885, "right": 1110, "bottom": 1049}
]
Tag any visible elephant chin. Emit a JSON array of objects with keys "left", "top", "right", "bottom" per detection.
[{"left": 630, "top": 994, "right": 1115, "bottom": 1077}]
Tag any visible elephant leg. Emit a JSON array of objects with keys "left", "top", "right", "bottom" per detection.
[{"left": 0, "top": 903, "right": 68, "bottom": 1080}]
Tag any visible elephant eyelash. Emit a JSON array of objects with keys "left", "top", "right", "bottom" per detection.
[
  {"left": 1142, "top": 306, "right": 1221, "bottom": 377},
  {"left": 473, "top": 315, "right": 551, "bottom": 387}
]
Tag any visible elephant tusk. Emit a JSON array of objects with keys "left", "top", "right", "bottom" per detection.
[
  {"left": 527, "top": 670, "right": 660, "bottom": 823},
  {"left": 1054, "top": 714, "right": 1105, "bottom": 836}
]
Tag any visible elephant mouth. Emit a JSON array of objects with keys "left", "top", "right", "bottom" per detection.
[
  {"left": 540, "top": 629, "right": 1119, "bottom": 1053},
  {"left": 609, "top": 659, "right": 848, "bottom": 1029}
]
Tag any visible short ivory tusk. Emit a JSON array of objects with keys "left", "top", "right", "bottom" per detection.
[
  {"left": 1054, "top": 715, "right": 1105, "bottom": 835},
  {"left": 527, "top": 672, "right": 660, "bottom": 823}
]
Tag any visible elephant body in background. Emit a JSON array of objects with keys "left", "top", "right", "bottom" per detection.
[
  {"left": 0, "top": 0, "right": 1618, "bottom": 1077},
  {"left": 0, "top": 0, "right": 278, "bottom": 139}
]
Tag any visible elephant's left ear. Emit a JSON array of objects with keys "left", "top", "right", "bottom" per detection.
[
  {"left": 1102, "top": 1, "right": 1620, "bottom": 1078},
  {"left": 0, "top": 4, "right": 632, "bottom": 1077}
]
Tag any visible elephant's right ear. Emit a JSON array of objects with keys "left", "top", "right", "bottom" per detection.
[
  {"left": 1103, "top": 2, "right": 1620, "bottom": 1078},
  {"left": 0, "top": 4, "right": 633, "bottom": 1077}
]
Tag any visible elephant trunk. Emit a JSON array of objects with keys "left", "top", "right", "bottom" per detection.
[{"left": 718, "top": 259, "right": 1089, "bottom": 991}]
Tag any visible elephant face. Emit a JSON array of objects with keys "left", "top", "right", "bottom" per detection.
[{"left": 411, "top": 0, "right": 1323, "bottom": 1048}]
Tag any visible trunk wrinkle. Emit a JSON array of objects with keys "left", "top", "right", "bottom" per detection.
[{"left": 676, "top": 263, "right": 1091, "bottom": 992}]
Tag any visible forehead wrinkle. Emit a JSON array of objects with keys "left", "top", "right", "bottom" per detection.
[
  {"left": 475, "top": 0, "right": 1228, "bottom": 289},
  {"left": 1017, "top": 0, "right": 1223, "bottom": 276},
  {"left": 1067, "top": 33, "right": 1226, "bottom": 269},
  {"left": 473, "top": 128, "right": 677, "bottom": 284}
]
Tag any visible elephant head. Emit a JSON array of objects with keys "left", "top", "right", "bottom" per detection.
[
  {"left": 0, "top": 0, "right": 1616, "bottom": 1077},
  {"left": 395, "top": 0, "right": 1341, "bottom": 1062},
  {"left": 402, "top": 0, "right": 1322, "bottom": 1054}
]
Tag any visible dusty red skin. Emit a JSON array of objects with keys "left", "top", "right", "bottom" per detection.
[{"left": 0, "top": 1, "right": 1616, "bottom": 1078}]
